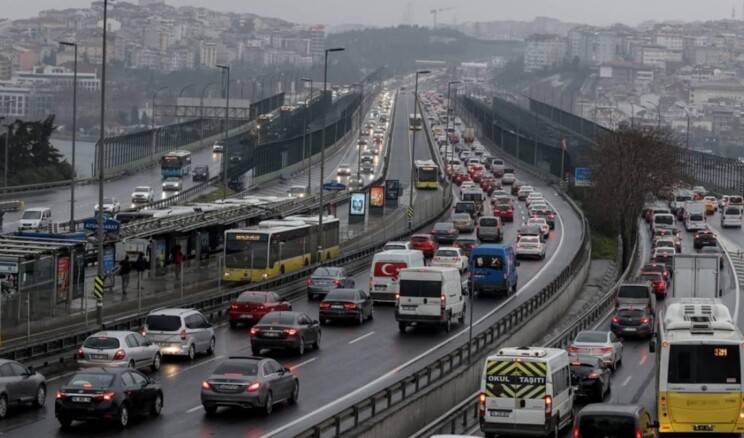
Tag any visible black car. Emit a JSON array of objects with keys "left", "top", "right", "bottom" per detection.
[
  {"left": 319, "top": 289, "right": 374, "bottom": 325},
  {"left": 192, "top": 165, "right": 210, "bottom": 181},
  {"left": 694, "top": 229, "right": 717, "bottom": 249},
  {"left": 611, "top": 307, "right": 654, "bottom": 339},
  {"left": 250, "top": 312, "right": 321, "bottom": 356},
  {"left": 569, "top": 355, "right": 611, "bottom": 402},
  {"left": 510, "top": 180, "right": 523, "bottom": 196},
  {"left": 55, "top": 368, "right": 163, "bottom": 429},
  {"left": 229, "top": 153, "right": 243, "bottom": 163},
  {"left": 516, "top": 225, "right": 542, "bottom": 242},
  {"left": 430, "top": 222, "right": 459, "bottom": 243}
]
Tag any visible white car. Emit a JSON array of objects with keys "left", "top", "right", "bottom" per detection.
[
  {"left": 568, "top": 330, "right": 623, "bottom": 370},
  {"left": 517, "top": 185, "right": 534, "bottom": 200},
  {"left": 516, "top": 236, "right": 546, "bottom": 259},
  {"left": 501, "top": 173, "right": 516, "bottom": 185},
  {"left": 288, "top": 185, "right": 307, "bottom": 198},
  {"left": 212, "top": 140, "right": 225, "bottom": 153},
  {"left": 95, "top": 197, "right": 120, "bottom": 214},
  {"left": 460, "top": 181, "right": 477, "bottom": 191},
  {"left": 162, "top": 177, "right": 182, "bottom": 191},
  {"left": 78, "top": 330, "right": 161, "bottom": 372},
  {"left": 383, "top": 241, "right": 413, "bottom": 251},
  {"left": 337, "top": 164, "right": 352, "bottom": 177},
  {"left": 527, "top": 217, "right": 550, "bottom": 239},
  {"left": 525, "top": 192, "right": 544, "bottom": 207},
  {"left": 431, "top": 247, "right": 468, "bottom": 273},
  {"left": 131, "top": 186, "right": 154, "bottom": 204}
]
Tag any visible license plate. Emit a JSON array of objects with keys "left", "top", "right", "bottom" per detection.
[
  {"left": 219, "top": 384, "right": 238, "bottom": 390},
  {"left": 375, "top": 285, "right": 386, "bottom": 290},
  {"left": 332, "top": 305, "right": 344, "bottom": 309},
  {"left": 90, "top": 354, "right": 107, "bottom": 360},
  {"left": 693, "top": 425, "right": 714, "bottom": 432},
  {"left": 401, "top": 305, "right": 416, "bottom": 311},
  {"left": 624, "top": 327, "right": 637, "bottom": 331},
  {"left": 263, "top": 332, "right": 280, "bottom": 338},
  {"left": 489, "top": 410, "right": 510, "bottom": 417},
  {"left": 240, "top": 314, "right": 253, "bottom": 319},
  {"left": 72, "top": 396, "right": 91, "bottom": 403}
]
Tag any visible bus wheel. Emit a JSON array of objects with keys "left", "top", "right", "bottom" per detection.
[{"left": 280, "top": 265, "right": 285, "bottom": 275}]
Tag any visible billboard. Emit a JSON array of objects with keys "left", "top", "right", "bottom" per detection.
[
  {"left": 56, "top": 256, "right": 70, "bottom": 305},
  {"left": 370, "top": 186, "right": 385, "bottom": 208},
  {"left": 385, "top": 180, "right": 399, "bottom": 200},
  {"left": 350, "top": 192, "right": 366, "bottom": 216}
]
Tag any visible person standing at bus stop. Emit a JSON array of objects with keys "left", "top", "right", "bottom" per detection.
[
  {"left": 174, "top": 247, "right": 184, "bottom": 281},
  {"left": 119, "top": 256, "right": 131, "bottom": 295},
  {"left": 135, "top": 252, "right": 147, "bottom": 290}
]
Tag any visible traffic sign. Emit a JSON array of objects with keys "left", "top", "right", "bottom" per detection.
[
  {"left": 83, "top": 216, "right": 121, "bottom": 233},
  {"left": 407, "top": 206, "right": 414, "bottom": 218},
  {"left": 322, "top": 181, "right": 346, "bottom": 191},
  {"left": 574, "top": 167, "right": 594, "bottom": 187},
  {"left": 94, "top": 275, "right": 104, "bottom": 299},
  {"left": 0, "top": 260, "right": 18, "bottom": 274}
]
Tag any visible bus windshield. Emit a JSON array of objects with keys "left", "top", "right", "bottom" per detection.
[
  {"left": 417, "top": 167, "right": 438, "bottom": 182},
  {"left": 668, "top": 344, "right": 741, "bottom": 384},
  {"left": 225, "top": 233, "right": 268, "bottom": 269}
]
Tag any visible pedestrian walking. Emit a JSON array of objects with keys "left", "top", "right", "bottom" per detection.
[
  {"left": 174, "top": 248, "right": 184, "bottom": 281},
  {"left": 119, "top": 255, "right": 131, "bottom": 295},
  {"left": 135, "top": 252, "right": 147, "bottom": 290}
]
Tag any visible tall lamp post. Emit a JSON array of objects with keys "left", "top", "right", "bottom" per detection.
[
  {"left": 675, "top": 104, "right": 691, "bottom": 149},
  {"left": 177, "top": 83, "right": 195, "bottom": 125},
  {"left": 1, "top": 99, "right": 15, "bottom": 188},
  {"left": 217, "top": 65, "right": 230, "bottom": 198},
  {"left": 317, "top": 47, "right": 345, "bottom": 263},
  {"left": 96, "top": 0, "right": 112, "bottom": 328},
  {"left": 302, "top": 78, "right": 314, "bottom": 193},
  {"left": 200, "top": 82, "right": 217, "bottom": 145},
  {"left": 445, "top": 80, "right": 460, "bottom": 190},
  {"left": 408, "top": 69, "right": 431, "bottom": 230},
  {"left": 60, "top": 42, "right": 78, "bottom": 229},
  {"left": 151, "top": 86, "right": 169, "bottom": 160},
  {"left": 353, "top": 81, "right": 364, "bottom": 177}
]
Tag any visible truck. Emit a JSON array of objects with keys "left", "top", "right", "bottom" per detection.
[
  {"left": 463, "top": 127, "right": 475, "bottom": 144},
  {"left": 671, "top": 254, "right": 721, "bottom": 298}
]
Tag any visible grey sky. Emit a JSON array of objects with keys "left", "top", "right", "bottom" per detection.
[{"left": 3, "top": 0, "right": 736, "bottom": 27}]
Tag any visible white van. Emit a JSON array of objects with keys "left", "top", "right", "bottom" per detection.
[
  {"left": 396, "top": 267, "right": 466, "bottom": 333},
  {"left": 652, "top": 213, "right": 675, "bottom": 233},
  {"left": 18, "top": 207, "right": 52, "bottom": 231},
  {"left": 479, "top": 347, "right": 574, "bottom": 437},
  {"left": 721, "top": 205, "right": 743, "bottom": 228},
  {"left": 369, "top": 249, "right": 425, "bottom": 302},
  {"left": 683, "top": 202, "right": 706, "bottom": 231}
]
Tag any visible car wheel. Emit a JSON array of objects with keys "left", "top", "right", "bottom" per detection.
[
  {"left": 187, "top": 344, "right": 196, "bottom": 361},
  {"left": 117, "top": 404, "right": 130, "bottom": 428},
  {"left": 443, "top": 316, "right": 451, "bottom": 333},
  {"left": 251, "top": 346, "right": 261, "bottom": 355},
  {"left": 357, "top": 312, "right": 364, "bottom": 325},
  {"left": 289, "top": 381, "right": 299, "bottom": 404},
  {"left": 459, "top": 306, "right": 466, "bottom": 324},
  {"left": 151, "top": 353, "right": 161, "bottom": 372},
  {"left": 398, "top": 321, "right": 407, "bottom": 333},
  {"left": 33, "top": 384, "right": 46, "bottom": 408},
  {"left": 229, "top": 321, "right": 238, "bottom": 329},
  {"left": 264, "top": 391, "right": 274, "bottom": 415},
  {"left": 297, "top": 338, "right": 305, "bottom": 356},
  {"left": 207, "top": 337, "right": 216, "bottom": 355},
  {"left": 150, "top": 392, "right": 163, "bottom": 416},
  {"left": 203, "top": 404, "right": 218, "bottom": 416},
  {"left": 313, "top": 332, "right": 321, "bottom": 350},
  {"left": 58, "top": 417, "right": 73, "bottom": 428},
  {"left": 128, "top": 359, "right": 136, "bottom": 369},
  {"left": 369, "top": 305, "right": 375, "bottom": 320}
]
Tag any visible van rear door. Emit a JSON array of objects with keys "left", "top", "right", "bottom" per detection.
[
  {"left": 484, "top": 359, "right": 547, "bottom": 427},
  {"left": 398, "top": 272, "right": 443, "bottom": 319}
]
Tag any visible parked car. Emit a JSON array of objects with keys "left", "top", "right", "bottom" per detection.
[
  {"left": 307, "top": 267, "right": 354, "bottom": 300},
  {"left": 249, "top": 312, "right": 321, "bottom": 356},
  {"left": 229, "top": 291, "right": 292, "bottom": 328},
  {"left": 200, "top": 356, "right": 298, "bottom": 416},
  {"left": 319, "top": 289, "right": 374, "bottom": 325},
  {"left": 0, "top": 359, "right": 46, "bottom": 419},
  {"left": 77, "top": 331, "right": 161, "bottom": 372}
]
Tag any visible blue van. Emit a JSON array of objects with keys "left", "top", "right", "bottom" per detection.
[{"left": 469, "top": 244, "right": 519, "bottom": 296}]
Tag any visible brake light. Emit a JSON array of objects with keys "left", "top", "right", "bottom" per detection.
[
  {"left": 319, "top": 302, "right": 331, "bottom": 309},
  {"left": 544, "top": 395, "right": 552, "bottom": 418},
  {"left": 77, "top": 348, "right": 85, "bottom": 359},
  {"left": 180, "top": 329, "right": 187, "bottom": 340},
  {"left": 517, "top": 244, "right": 524, "bottom": 248},
  {"left": 230, "top": 303, "right": 238, "bottom": 310},
  {"left": 599, "top": 347, "right": 613, "bottom": 353},
  {"left": 635, "top": 428, "right": 642, "bottom": 438},
  {"left": 247, "top": 382, "right": 261, "bottom": 392},
  {"left": 568, "top": 346, "right": 580, "bottom": 353},
  {"left": 647, "top": 300, "right": 653, "bottom": 310},
  {"left": 611, "top": 316, "right": 620, "bottom": 324},
  {"left": 332, "top": 279, "right": 341, "bottom": 286},
  {"left": 479, "top": 392, "right": 486, "bottom": 417},
  {"left": 113, "top": 349, "right": 125, "bottom": 360},
  {"left": 440, "top": 294, "right": 446, "bottom": 311},
  {"left": 344, "top": 303, "right": 358, "bottom": 309},
  {"left": 250, "top": 327, "right": 260, "bottom": 335},
  {"left": 433, "top": 256, "right": 441, "bottom": 261},
  {"left": 452, "top": 256, "right": 461, "bottom": 261},
  {"left": 202, "top": 381, "right": 210, "bottom": 390},
  {"left": 641, "top": 317, "right": 650, "bottom": 324},
  {"left": 306, "top": 279, "right": 313, "bottom": 285},
  {"left": 572, "top": 427, "right": 580, "bottom": 438},
  {"left": 283, "top": 328, "right": 297, "bottom": 336},
  {"left": 448, "top": 230, "right": 454, "bottom": 234},
  {"left": 588, "top": 371, "right": 600, "bottom": 379},
  {"left": 93, "top": 391, "right": 116, "bottom": 401}
]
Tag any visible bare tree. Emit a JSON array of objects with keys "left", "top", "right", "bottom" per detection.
[{"left": 585, "top": 124, "right": 686, "bottom": 269}]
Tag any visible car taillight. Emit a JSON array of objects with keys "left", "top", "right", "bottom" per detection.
[
  {"left": 113, "top": 349, "right": 125, "bottom": 360},
  {"left": 306, "top": 279, "right": 313, "bottom": 285},
  {"left": 568, "top": 346, "right": 580, "bottom": 353},
  {"left": 230, "top": 303, "right": 238, "bottom": 310},
  {"left": 247, "top": 382, "right": 261, "bottom": 392},
  {"left": 641, "top": 317, "right": 651, "bottom": 324},
  {"left": 433, "top": 256, "right": 441, "bottom": 261},
  {"left": 93, "top": 391, "right": 116, "bottom": 401},
  {"left": 319, "top": 302, "right": 331, "bottom": 308},
  {"left": 202, "top": 381, "right": 210, "bottom": 390},
  {"left": 479, "top": 392, "right": 486, "bottom": 417},
  {"left": 448, "top": 230, "right": 454, "bottom": 234},
  {"left": 544, "top": 395, "right": 552, "bottom": 418},
  {"left": 77, "top": 348, "right": 85, "bottom": 359},
  {"left": 180, "top": 329, "right": 187, "bottom": 340},
  {"left": 635, "top": 428, "right": 642, "bottom": 438},
  {"left": 452, "top": 256, "right": 461, "bottom": 261},
  {"left": 332, "top": 279, "right": 341, "bottom": 286},
  {"left": 517, "top": 244, "right": 524, "bottom": 248},
  {"left": 344, "top": 303, "right": 358, "bottom": 309},
  {"left": 588, "top": 371, "right": 599, "bottom": 379},
  {"left": 284, "top": 328, "right": 297, "bottom": 336},
  {"left": 56, "top": 391, "right": 67, "bottom": 400},
  {"left": 572, "top": 427, "right": 580, "bottom": 438},
  {"left": 611, "top": 316, "right": 620, "bottom": 324},
  {"left": 599, "top": 347, "right": 613, "bottom": 353},
  {"left": 395, "top": 293, "right": 400, "bottom": 306},
  {"left": 440, "top": 295, "right": 446, "bottom": 311},
  {"left": 250, "top": 327, "right": 260, "bottom": 335}
]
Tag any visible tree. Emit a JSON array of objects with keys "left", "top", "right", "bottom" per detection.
[
  {"left": 584, "top": 124, "right": 686, "bottom": 269},
  {"left": 130, "top": 105, "right": 140, "bottom": 125},
  {"left": 140, "top": 111, "right": 150, "bottom": 127}
]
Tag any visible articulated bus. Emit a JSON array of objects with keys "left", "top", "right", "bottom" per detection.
[
  {"left": 651, "top": 298, "right": 744, "bottom": 434},
  {"left": 414, "top": 160, "right": 439, "bottom": 189},
  {"left": 409, "top": 113, "right": 422, "bottom": 131},
  {"left": 161, "top": 150, "right": 192, "bottom": 177},
  {"left": 223, "top": 215, "right": 340, "bottom": 283}
]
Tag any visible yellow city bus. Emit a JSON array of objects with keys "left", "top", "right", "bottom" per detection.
[
  {"left": 223, "top": 215, "right": 340, "bottom": 283},
  {"left": 409, "top": 113, "right": 422, "bottom": 131},
  {"left": 415, "top": 160, "right": 439, "bottom": 189},
  {"left": 651, "top": 298, "right": 744, "bottom": 434}
]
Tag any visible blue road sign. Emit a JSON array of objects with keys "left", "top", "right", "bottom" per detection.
[
  {"left": 323, "top": 181, "right": 347, "bottom": 191},
  {"left": 574, "top": 167, "right": 594, "bottom": 187},
  {"left": 83, "top": 216, "right": 122, "bottom": 233}
]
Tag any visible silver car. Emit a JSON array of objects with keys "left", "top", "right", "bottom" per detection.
[
  {"left": 143, "top": 308, "right": 216, "bottom": 360},
  {"left": 0, "top": 359, "right": 46, "bottom": 419},
  {"left": 569, "top": 330, "right": 623, "bottom": 370},
  {"left": 201, "top": 356, "right": 299, "bottom": 416},
  {"left": 452, "top": 213, "right": 475, "bottom": 233},
  {"left": 162, "top": 177, "right": 182, "bottom": 191},
  {"left": 78, "top": 331, "right": 161, "bottom": 372}
]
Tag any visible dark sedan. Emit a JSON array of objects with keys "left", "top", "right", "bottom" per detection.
[
  {"left": 611, "top": 307, "right": 654, "bottom": 339},
  {"left": 0, "top": 359, "right": 46, "bottom": 419},
  {"left": 694, "top": 229, "right": 717, "bottom": 249},
  {"left": 55, "top": 368, "right": 163, "bottom": 429},
  {"left": 201, "top": 356, "right": 298, "bottom": 416},
  {"left": 430, "top": 222, "right": 459, "bottom": 243},
  {"left": 250, "top": 312, "right": 321, "bottom": 356},
  {"left": 307, "top": 267, "right": 354, "bottom": 300},
  {"left": 569, "top": 355, "right": 611, "bottom": 402},
  {"left": 192, "top": 165, "right": 210, "bottom": 182},
  {"left": 453, "top": 237, "right": 477, "bottom": 257},
  {"left": 319, "top": 289, "right": 374, "bottom": 325}
]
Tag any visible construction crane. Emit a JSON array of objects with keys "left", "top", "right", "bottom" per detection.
[{"left": 430, "top": 7, "right": 455, "bottom": 29}]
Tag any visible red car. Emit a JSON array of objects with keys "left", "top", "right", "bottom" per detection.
[
  {"left": 229, "top": 291, "right": 292, "bottom": 327},
  {"left": 455, "top": 173, "right": 472, "bottom": 185},
  {"left": 493, "top": 204, "right": 514, "bottom": 222},
  {"left": 641, "top": 272, "right": 667, "bottom": 297},
  {"left": 410, "top": 234, "right": 439, "bottom": 257}
]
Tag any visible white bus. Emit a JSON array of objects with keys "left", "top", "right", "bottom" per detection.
[{"left": 651, "top": 298, "right": 744, "bottom": 433}]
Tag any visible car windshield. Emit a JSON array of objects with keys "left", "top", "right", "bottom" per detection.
[
  {"left": 135, "top": 187, "right": 149, "bottom": 192},
  {"left": 195, "top": 166, "right": 207, "bottom": 172},
  {"left": 480, "top": 218, "right": 498, "bottom": 226},
  {"left": 103, "top": 198, "right": 114, "bottom": 204},
  {"left": 83, "top": 336, "right": 120, "bottom": 349},
  {"left": 145, "top": 314, "right": 182, "bottom": 331},
  {"left": 236, "top": 293, "right": 266, "bottom": 303},
  {"left": 578, "top": 415, "right": 636, "bottom": 435},
  {"left": 259, "top": 313, "right": 296, "bottom": 325},
  {"left": 289, "top": 187, "right": 306, "bottom": 194},
  {"left": 325, "top": 290, "right": 357, "bottom": 301},
  {"left": 436, "top": 249, "right": 459, "bottom": 257},
  {"left": 214, "top": 360, "right": 259, "bottom": 377},
  {"left": 165, "top": 178, "right": 179, "bottom": 183},
  {"left": 21, "top": 211, "right": 41, "bottom": 219},
  {"left": 313, "top": 267, "right": 341, "bottom": 277},
  {"left": 575, "top": 332, "right": 608, "bottom": 343},
  {"left": 67, "top": 373, "right": 115, "bottom": 389}
]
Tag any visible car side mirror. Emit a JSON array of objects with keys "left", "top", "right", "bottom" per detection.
[
  {"left": 283, "top": 367, "right": 292, "bottom": 374},
  {"left": 312, "top": 320, "right": 319, "bottom": 325}
]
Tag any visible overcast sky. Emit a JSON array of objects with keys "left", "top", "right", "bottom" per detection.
[{"left": 3, "top": 0, "right": 737, "bottom": 27}]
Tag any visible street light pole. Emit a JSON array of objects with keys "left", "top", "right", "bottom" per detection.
[
  {"left": 96, "top": 0, "right": 111, "bottom": 328},
  {"left": 60, "top": 42, "right": 78, "bottom": 230},
  {"left": 353, "top": 82, "right": 364, "bottom": 177},
  {"left": 177, "top": 83, "right": 195, "bottom": 124},
  {"left": 408, "top": 69, "right": 431, "bottom": 230},
  {"left": 302, "top": 78, "right": 314, "bottom": 193},
  {"left": 446, "top": 81, "right": 460, "bottom": 190},
  {"left": 151, "top": 86, "right": 169, "bottom": 160},
  {"left": 217, "top": 65, "right": 230, "bottom": 198},
  {"left": 318, "top": 47, "right": 345, "bottom": 262},
  {"left": 675, "top": 104, "right": 690, "bottom": 149},
  {"left": 2, "top": 98, "right": 15, "bottom": 188}
]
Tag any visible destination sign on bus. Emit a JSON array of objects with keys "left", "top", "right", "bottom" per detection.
[
  {"left": 421, "top": 167, "right": 435, "bottom": 171},
  {"left": 233, "top": 234, "right": 266, "bottom": 241},
  {"left": 163, "top": 156, "right": 179, "bottom": 161}
]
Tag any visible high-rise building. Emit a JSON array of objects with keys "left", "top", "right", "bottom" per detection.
[
  {"left": 524, "top": 34, "right": 567, "bottom": 73},
  {"left": 567, "top": 27, "right": 618, "bottom": 66},
  {"left": 199, "top": 42, "right": 218, "bottom": 68}
]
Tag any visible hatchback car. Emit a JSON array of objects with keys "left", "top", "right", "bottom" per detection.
[
  {"left": 55, "top": 368, "right": 163, "bottom": 428},
  {"left": 0, "top": 359, "right": 46, "bottom": 419},
  {"left": 95, "top": 197, "right": 120, "bottom": 214},
  {"left": 229, "top": 291, "right": 292, "bottom": 328},
  {"left": 161, "top": 177, "right": 182, "bottom": 191},
  {"left": 319, "top": 289, "right": 374, "bottom": 325},
  {"left": 527, "top": 217, "right": 550, "bottom": 239},
  {"left": 78, "top": 331, "right": 161, "bottom": 372},
  {"left": 383, "top": 241, "right": 413, "bottom": 251},
  {"left": 517, "top": 185, "right": 534, "bottom": 200},
  {"left": 410, "top": 234, "right": 439, "bottom": 257},
  {"left": 501, "top": 172, "right": 516, "bottom": 185},
  {"left": 611, "top": 307, "right": 655, "bottom": 339},
  {"left": 573, "top": 404, "right": 659, "bottom": 438},
  {"left": 568, "top": 331, "right": 623, "bottom": 370},
  {"left": 693, "top": 229, "right": 717, "bottom": 249},
  {"left": 192, "top": 165, "right": 210, "bottom": 182},
  {"left": 431, "top": 247, "right": 469, "bottom": 273},
  {"left": 493, "top": 204, "right": 514, "bottom": 222},
  {"left": 525, "top": 192, "right": 544, "bottom": 207},
  {"left": 250, "top": 312, "right": 321, "bottom": 356},
  {"left": 143, "top": 308, "right": 216, "bottom": 360},
  {"left": 307, "top": 267, "right": 354, "bottom": 300},
  {"left": 430, "top": 222, "right": 459, "bottom": 243},
  {"left": 452, "top": 213, "right": 475, "bottom": 233},
  {"left": 640, "top": 271, "right": 667, "bottom": 298},
  {"left": 569, "top": 355, "right": 611, "bottom": 402},
  {"left": 200, "top": 356, "right": 298, "bottom": 416}
]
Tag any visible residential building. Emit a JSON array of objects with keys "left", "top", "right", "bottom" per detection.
[
  {"left": 694, "top": 46, "right": 729, "bottom": 65},
  {"left": 198, "top": 41, "right": 217, "bottom": 67},
  {"left": 689, "top": 77, "right": 744, "bottom": 107},
  {"left": 13, "top": 65, "right": 100, "bottom": 91},
  {"left": 640, "top": 45, "right": 683, "bottom": 70},
  {"left": 524, "top": 34, "right": 567, "bottom": 73},
  {"left": 0, "top": 83, "right": 53, "bottom": 119},
  {"left": 567, "top": 27, "right": 618, "bottom": 66},
  {"left": 598, "top": 61, "right": 654, "bottom": 85},
  {"left": 655, "top": 33, "right": 685, "bottom": 51},
  {"left": 0, "top": 56, "right": 11, "bottom": 81}
]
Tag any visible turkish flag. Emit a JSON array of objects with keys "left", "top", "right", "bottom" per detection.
[{"left": 373, "top": 262, "right": 408, "bottom": 280}]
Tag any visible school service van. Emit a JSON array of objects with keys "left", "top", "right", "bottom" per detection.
[
  {"left": 479, "top": 347, "right": 575, "bottom": 437},
  {"left": 369, "top": 249, "right": 425, "bottom": 302}
]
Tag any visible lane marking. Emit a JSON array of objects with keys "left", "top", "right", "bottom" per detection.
[
  {"left": 622, "top": 376, "right": 632, "bottom": 386},
  {"left": 166, "top": 355, "right": 223, "bottom": 378},
  {"left": 187, "top": 405, "right": 203, "bottom": 413},
  {"left": 291, "top": 358, "right": 317, "bottom": 369},
  {"left": 47, "top": 371, "right": 76, "bottom": 383},
  {"left": 260, "top": 190, "right": 571, "bottom": 438},
  {"left": 348, "top": 331, "right": 375, "bottom": 344}
]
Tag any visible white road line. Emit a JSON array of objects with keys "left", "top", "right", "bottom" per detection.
[
  {"left": 622, "top": 376, "right": 632, "bottom": 386},
  {"left": 291, "top": 358, "right": 317, "bottom": 369},
  {"left": 348, "top": 331, "right": 375, "bottom": 344},
  {"left": 259, "top": 198, "right": 568, "bottom": 438},
  {"left": 166, "top": 355, "right": 223, "bottom": 378},
  {"left": 187, "top": 405, "right": 203, "bottom": 413},
  {"left": 47, "top": 371, "right": 76, "bottom": 383}
]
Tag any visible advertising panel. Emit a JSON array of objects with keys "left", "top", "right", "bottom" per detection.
[
  {"left": 350, "top": 192, "right": 366, "bottom": 216},
  {"left": 385, "top": 180, "right": 399, "bottom": 200},
  {"left": 56, "top": 256, "right": 70, "bottom": 305},
  {"left": 370, "top": 186, "right": 385, "bottom": 208}
]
